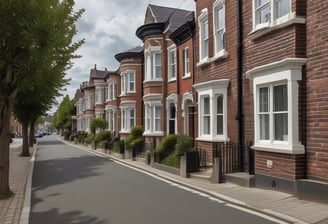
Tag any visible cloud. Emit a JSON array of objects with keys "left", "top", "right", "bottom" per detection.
[{"left": 50, "top": 0, "right": 195, "bottom": 114}]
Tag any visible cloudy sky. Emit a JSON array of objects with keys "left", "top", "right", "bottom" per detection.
[{"left": 50, "top": 0, "right": 195, "bottom": 113}]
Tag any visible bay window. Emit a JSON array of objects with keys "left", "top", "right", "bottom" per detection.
[
  {"left": 246, "top": 58, "right": 306, "bottom": 154},
  {"left": 193, "top": 79, "right": 229, "bottom": 141},
  {"left": 143, "top": 96, "right": 163, "bottom": 135},
  {"left": 120, "top": 104, "right": 136, "bottom": 133}
]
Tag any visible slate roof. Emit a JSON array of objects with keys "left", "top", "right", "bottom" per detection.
[
  {"left": 115, "top": 46, "right": 144, "bottom": 62},
  {"left": 148, "top": 4, "right": 193, "bottom": 33}
]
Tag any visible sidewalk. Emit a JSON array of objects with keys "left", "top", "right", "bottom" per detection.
[
  {"left": 67, "top": 141, "right": 328, "bottom": 224},
  {"left": 0, "top": 139, "right": 32, "bottom": 224}
]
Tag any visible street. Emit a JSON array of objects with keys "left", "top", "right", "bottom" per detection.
[{"left": 30, "top": 136, "right": 284, "bottom": 224}]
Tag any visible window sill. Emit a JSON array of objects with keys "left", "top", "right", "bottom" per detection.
[
  {"left": 197, "top": 57, "right": 211, "bottom": 67},
  {"left": 182, "top": 74, "right": 192, "bottom": 80},
  {"left": 119, "top": 130, "right": 131, "bottom": 134},
  {"left": 249, "top": 15, "right": 306, "bottom": 40},
  {"left": 197, "top": 52, "right": 228, "bottom": 68},
  {"left": 196, "top": 135, "right": 229, "bottom": 142},
  {"left": 252, "top": 143, "right": 305, "bottom": 155},
  {"left": 212, "top": 50, "right": 228, "bottom": 62},
  {"left": 168, "top": 78, "right": 177, "bottom": 83},
  {"left": 143, "top": 79, "right": 163, "bottom": 84},
  {"left": 142, "top": 131, "right": 164, "bottom": 137}
]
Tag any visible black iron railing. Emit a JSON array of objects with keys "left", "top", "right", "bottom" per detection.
[{"left": 213, "top": 141, "right": 254, "bottom": 175}]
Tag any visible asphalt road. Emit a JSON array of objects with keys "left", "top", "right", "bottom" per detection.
[{"left": 29, "top": 136, "right": 282, "bottom": 224}]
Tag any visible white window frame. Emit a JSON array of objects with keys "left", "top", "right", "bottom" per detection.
[
  {"left": 144, "top": 46, "right": 162, "bottom": 82},
  {"left": 183, "top": 48, "right": 190, "bottom": 78},
  {"left": 143, "top": 95, "right": 163, "bottom": 136},
  {"left": 252, "top": 0, "right": 297, "bottom": 32},
  {"left": 193, "top": 79, "right": 229, "bottom": 142},
  {"left": 127, "top": 71, "right": 135, "bottom": 93},
  {"left": 120, "top": 103, "right": 136, "bottom": 133},
  {"left": 213, "top": 0, "right": 228, "bottom": 59},
  {"left": 167, "top": 45, "right": 177, "bottom": 81},
  {"left": 95, "top": 87, "right": 103, "bottom": 104},
  {"left": 246, "top": 58, "right": 306, "bottom": 154},
  {"left": 121, "top": 71, "right": 136, "bottom": 95},
  {"left": 121, "top": 73, "right": 126, "bottom": 95},
  {"left": 166, "top": 94, "right": 178, "bottom": 135},
  {"left": 198, "top": 8, "right": 209, "bottom": 64}
]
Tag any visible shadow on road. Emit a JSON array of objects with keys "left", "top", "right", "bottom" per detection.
[
  {"left": 29, "top": 208, "right": 108, "bottom": 224},
  {"left": 32, "top": 155, "right": 111, "bottom": 190}
]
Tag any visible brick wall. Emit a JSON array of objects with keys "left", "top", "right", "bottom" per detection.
[
  {"left": 306, "top": 0, "right": 328, "bottom": 182},
  {"left": 242, "top": 0, "right": 308, "bottom": 180},
  {"left": 255, "top": 151, "right": 305, "bottom": 180}
]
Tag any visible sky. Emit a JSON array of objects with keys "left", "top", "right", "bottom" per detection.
[{"left": 50, "top": 0, "right": 195, "bottom": 114}]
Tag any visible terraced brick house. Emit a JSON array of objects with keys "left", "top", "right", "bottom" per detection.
[
  {"left": 136, "top": 4, "right": 195, "bottom": 146},
  {"left": 114, "top": 46, "right": 144, "bottom": 139}
]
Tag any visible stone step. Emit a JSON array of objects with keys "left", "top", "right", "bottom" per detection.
[
  {"left": 224, "top": 172, "right": 255, "bottom": 188},
  {"left": 189, "top": 168, "right": 212, "bottom": 181}
]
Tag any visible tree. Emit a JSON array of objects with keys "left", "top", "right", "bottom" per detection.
[
  {"left": 90, "top": 118, "right": 108, "bottom": 135},
  {"left": 0, "top": 0, "right": 84, "bottom": 199},
  {"left": 53, "top": 95, "right": 75, "bottom": 133}
]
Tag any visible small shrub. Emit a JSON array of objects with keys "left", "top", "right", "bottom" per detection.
[
  {"left": 125, "top": 126, "right": 144, "bottom": 151},
  {"left": 113, "top": 140, "right": 121, "bottom": 153},
  {"left": 69, "top": 133, "right": 77, "bottom": 141},
  {"left": 90, "top": 118, "right": 108, "bottom": 134},
  {"left": 98, "top": 140, "right": 107, "bottom": 149},
  {"left": 85, "top": 134, "right": 95, "bottom": 144},
  {"left": 175, "top": 134, "right": 193, "bottom": 156},
  {"left": 162, "top": 153, "right": 180, "bottom": 168},
  {"left": 156, "top": 134, "right": 178, "bottom": 154},
  {"left": 95, "top": 131, "right": 111, "bottom": 142}
]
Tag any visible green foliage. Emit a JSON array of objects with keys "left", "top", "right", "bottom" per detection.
[
  {"left": 162, "top": 153, "right": 180, "bottom": 168},
  {"left": 90, "top": 118, "right": 108, "bottom": 134},
  {"left": 175, "top": 134, "right": 194, "bottom": 156},
  {"left": 97, "top": 141, "right": 108, "bottom": 149},
  {"left": 156, "top": 134, "right": 178, "bottom": 153},
  {"left": 52, "top": 95, "right": 75, "bottom": 130},
  {"left": 125, "top": 126, "right": 144, "bottom": 150},
  {"left": 84, "top": 134, "right": 95, "bottom": 144},
  {"left": 76, "top": 131, "right": 87, "bottom": 143},
  {"left": 95, "top": 131, "right": 111, "bottom": 142},
  {"left": 156, "top": 134, "right": 194, "bottom": 168},
  {"left": 112, "top": 140, "right": 121, "bottom": 153}
]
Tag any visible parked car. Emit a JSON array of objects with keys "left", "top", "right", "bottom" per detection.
[{"left": 34, "top": 131, "right": 43, "bottom": 138}]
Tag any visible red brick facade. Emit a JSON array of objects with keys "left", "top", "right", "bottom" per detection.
[{"left": 306, "top": 0, "right": 328, "bottom": 182}]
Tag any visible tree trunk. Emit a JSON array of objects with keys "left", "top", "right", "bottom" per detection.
[
  {"left": 0, "top": 64, "right": 17, "bottom": 199},
  {"left": 21, "top": 121, "right": 30, "bottom": 157},
  {"left": 29, "top": 122, "right": 35, "bottom": 148},
  {"left": 0, "top": 101, "right": 13, "bottom": 199}
]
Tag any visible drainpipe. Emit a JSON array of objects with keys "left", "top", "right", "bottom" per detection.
[{"left": 236, "top": 0, "right": 244, "bottom": 171}]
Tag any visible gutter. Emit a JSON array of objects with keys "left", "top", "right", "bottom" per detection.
[{"left": 236, "top": 0, "right": 244, "bottom": 171}]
